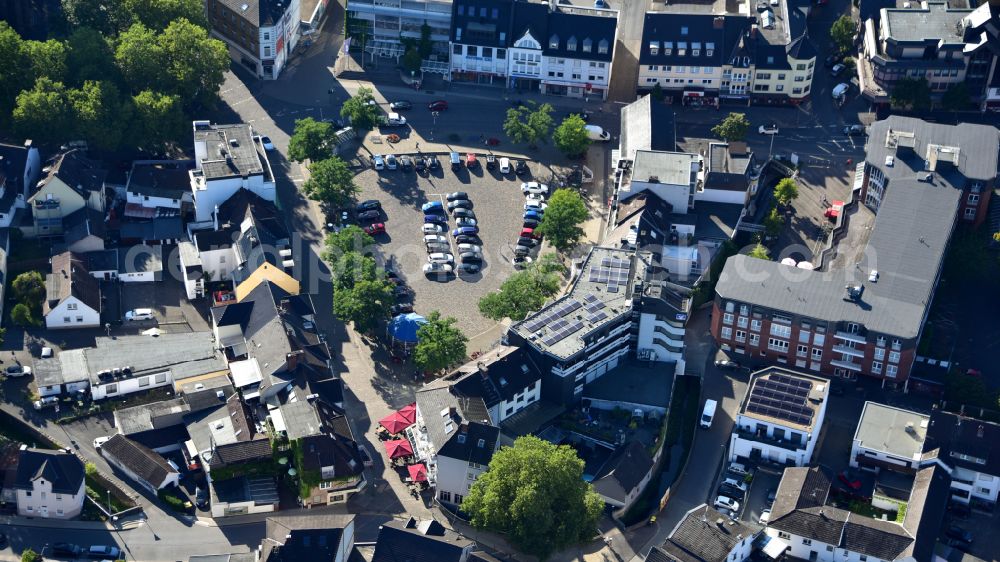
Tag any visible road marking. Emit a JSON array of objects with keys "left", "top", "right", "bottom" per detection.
[
  {"left": 291, "top": 178, "right": 305, "bottom": 183},
  {"left": 230, "top": 97, "right": 256, "bottom": 107}
]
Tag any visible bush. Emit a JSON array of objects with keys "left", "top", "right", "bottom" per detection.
[{"left": 158, "top": 489, "right": 188, "bottom": 512}]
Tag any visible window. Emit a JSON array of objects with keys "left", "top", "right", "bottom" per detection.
[
  {"left": 888, "top": 351, "right": 900, "bottom": 364},
  {"left": 749, "top": 333, "right": 760, "bottom": 347},
  {"left": 797, "top": 344, "right": 808, "bottom": 357},
  {"left": 776, "top": 84, "right": 784, "bottom": 92},
  {"left": 319, "top": 481, "right": 332, "bottom": 489},
  {"left": 724, "top": 313, "right": 734, "bottom": 324},
  {"left": 263, "top": 32, "right": 269, "bottom": 40},
  {"left": 106, "top": 383, "right": 118, "bottom": 394},
  {"left": 799, "top": 330, "right": 810, "bottom": 343},
  {"left": 482, "top": 47, "right": 492, "bottom": 59},
  {"left": 721, "top": 327, "right": 733, "bottom": 339},
  {"left": 467, "top": 472, "right": 476, "bottom": 480},
  {"left": 67, "top": 303, "right": 77, "bottom": 310},
  {"left": 873, "top": 347, "right": 885, "bottom": 360},
  {"left": 57, "top": 509, "right": 64, "bottom": 516},
  {"left": 793, "top": 88, "right": 802, "bottom": 94},
  {"left": 778, "top": 532, "right": 790, "bottom": 539},
  {"left": 886, "top": 364, "right": 898, "bottom": 378},
  {"left": 649, "top": 41, "right": 659, "bottom": 55},
  {"left": 454, "top": 494, "right": 464, "bottom": 504},
  {"left": 154, "top": 373, "right": 167, "bottom": 384},
  {"left": 826, "top": 546, "right": 834, "bottom": 552},
  {"left": 457, "top": 5, "right": 464, "bottom": 15},
  {"left": 567, "top": 37, "right": 577, "bottom": 51},
  {"left": 738, "top": 316, "right": 748, "bottom": 328},
  {"left": 964, "top": 207, "right": 976, "bottom": 219},
  {"left": 440, "top": 491, "right": 451, "bottom": 502},
  {"left": 25, "top": 491, "right": 31, "bottom": 498},
  {"left": 56, "top": 494, "right": 62, "bottom": 501},
  {"left": 549, "top": 35, "right": 559, "bottom": 49},
  {"left": 64, "top": 317, "right": 70, "bottom": 323},
  {"left": 802, "top": 539, "right": 812, "bottom": 546},
  {"left": 582, "top": 38, "right": 592, "bottom": 53},
  {"left": 735, "top": 330, "right": 746, "bottom": 343},
  {"left": 814, "top": 333, "right": 825, "bottom": 346},
  {"left": 706, "top": 43, "right": 714, "bottom": 56},
  {"left": 860, "top": 556, "right": 867, "bottom": 562},
  {"left": 770, "top": 324, "right": 791, "bottom": 338},
  {"left": 264, "top": 46, "right": 271, "bottom": 57},
  {"left": 871, "top": 361, "right": 882, "bottom": 374},
  {"left": 751, "top": 319, "right": 762, "bottom": 332},
  {"left": 811, "top": 348, "right": 823, "bottom": 360},
  {"left": 796, "top": 64, "right": 806, "bottom": 71},
  {"left": 497, "top": 49, "right": 505, "bottom": 58},
  {"left": 492, "top": 8, "right": 499, "bottom": 18},
  {"left": 598, "top": 39, "right": 609, "bottom": 54},
  {"left": 768, "top": 338, "right": 789, "bottom": 352},
  {"left": 702, "top": 79, "right": 712, "bottom": 84},
  {"left": 138, "top": 376, "right": 150, "bottom": 387}
]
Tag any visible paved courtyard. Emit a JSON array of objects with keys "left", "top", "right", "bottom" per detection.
[{"left": 353, "top": 158, "right": 555, "bottom": 336}]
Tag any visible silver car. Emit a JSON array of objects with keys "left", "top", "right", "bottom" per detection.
[{"left": 427, "top": 252, "right": 455, "bottom": 264}]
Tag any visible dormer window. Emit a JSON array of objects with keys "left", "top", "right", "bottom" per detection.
[
  {"left": 598, "top": 39, "right": 609, "bottom": 54},
  {"left": 681, "top": 26, "right": 689, "bottom": 35},
  {"left": 692, "top": 42, "right": 701, "bottom": 56},
  {"left": 706, "top": 42, "right": 715, "bottom": 56},
  {"left": 678, "top": 42, "right": 687, "bottom": 56},
  {"left": 567, "top": 36, "right": 577, "bottom": 51},
  {"left": 664, "top": 42, "right": 673, "bottom": 55},
  {"left": 649, "top": 41, "right": 660, "bottom": 55},
  {"left": 499, "top": 32, "right": 506, "bottom": 45},
  {"left": 549, "top": 34, "right": 559, "bottom": 49},
  {"left": 582, "top": 38, "right": 592, "bottom": 53}
]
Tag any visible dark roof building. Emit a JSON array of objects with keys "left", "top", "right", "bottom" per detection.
[
  {"left": 450, "top": 0, "right": 515, "bottom": 48},
  {"left": 371, "top": 517, "right": 475, "bottom": 562},
  {"left": 648, "top": 504, "right": 761, "bottom": 562},
  {"left": 449, "top": 345, "right": 545, "bottom": 423},
  {"left": 44, "top": 251, "right": 101, "bottom": 325},
  {"left": 14, "top": 447, "right": 85, "bottom": 495},
  {"left": 260, "top": 514, "right": 355, "bottom": 562},
  {"left": 924, "top": 411, "right": 1000, "bottom": 479},
  {"left": 99, "top": 434, "right": 179, "bottom": 493},
  {"left": 591, "top": 441, "right": 655, "bottom": 508}
]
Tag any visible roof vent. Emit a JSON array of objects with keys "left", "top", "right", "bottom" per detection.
[
  {"left": 229, "top": 138, "right": 239, "bottom": 147},
  {"left": 978, "top": 425, "right": 984, "bottom": 438},
  {"left": 216, "top": 390, "right": 225, "bottom": 400},
  {"left": 648, "top": 175, "right": 659, "bottom": 183},
  {"left": 845, "top": 284, "right": 865, "bottom": 301},
  {"left": 905, "top": 422, "right": 915, "bottom": 433}
]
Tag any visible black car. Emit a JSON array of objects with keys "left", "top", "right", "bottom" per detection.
[
  {"left": 448, "top": 199, "right": 473, "bottom": 211},
  {"left": 765, "top": 488, "right": 777, "bottom": 508},
  {"left": 460, "top": 251, "right": 483, "bottom": 262},
  {"left": 719, "top": 484, "right": 745, "bottom": 500},
  {"left": 945, "top": 525, "right": 973, "bottom": 544},
  {"left": 389, "top": 100, "right": 412, "bottom": 111},
  {"left": 51, "top": 543, "right": 83, "bottom": 556},
  {"left": 457, "top": 262, "right": 481, "bottom": 275},
  {"left": 393, "top": 286, "right": 410, "bottom": 297},
  {"left": 715, "top": 359, "right": 741, "bottom": 370},
  {"left": 447, "top": 191, "right": 469, "bottom": 201},
  {"left": 514, "top": 245, "right": 531, "bottom": 257},
  {"left": 391, "top": 303, "right": 414, "bottom": 314},
  {"left": 357, "top": 209, "right": 381, "bottom": 222},
  {"left": 824, "top": 53, "right": 843, "bottom": 68},
  {"left": 195, "top": 487, "right": 209, "bottom": 509},
  {"left": 426, "top": 243, "right": 451, "bottom": 253},
  {"left": 356, "top": 200, "right": 381, "bottom": 213},
  {"left": 453, "top": 208, "right": 476, "bottom": 220},
  {"left": 401, "top": 155, "right": 413, "bottom": 171},
  {"left": 455, "top": 234, "right": 481, "bottom": 245},
  {"left": 517, "top": 236, "right": 537, "bottom": 247},
  {"left": 486, "top": 154, "right": 497, "bottom": 170},
  {"left": 523, "top": 218, "right": 540, "bottom": 228},
  {"left": 414, "top": 157, "right": 426, "bottom": 172},
  {"left": 427, "top": 156, "right": 441, "bottom": 170},
  {"left": 844, "top": 124, "right": 866, "bottom": 136},
  {"left": 514, "top": 159, "right": 529, "bottom": 176}
]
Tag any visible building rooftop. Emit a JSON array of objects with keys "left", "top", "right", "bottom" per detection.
[
  {"left": 449, "top": 345, "right": 544, "bottom": 408},
  {"left": 867, "top": 117, "right": 1000, "bottom": 186},
  {"left": 652, "top": 504, "right": 761, "bottom": 562},
  {"left": 115, "top": 398, "right": 190, "bottom": 435},
  {"left": 739, "top": 368, "right": 829, "bottom": 432},
  {"left": 84, "top": 332, "right": 226, "bottom": 386},
  {"left": 127, "top": 160, "right": 195, "bottom": 200},
  {"left": 14, "top": 447, "right": 85, "bottom": 495},
  {"left": 44, "top": 251, "right": 101, "bottom": 314},
  {"left": 415, "top": 385, "right": 498, "bottom": 466},
  {"left": 260, "top": 514, "right": 354, "bottom": 562},
  {"left": 591, "top": 441, "right": 655, "bottom": 504},
  {"left": 372, "top": 517, "right": 474, "bottom": 562},
  {"left": 582, "top": 361, "right": 673, "bottom": 408},
  {"left": 882, "top": 2, "right": 970, "bottom": 44},
  {"left": 543, "top": 8, "right": 617, "bottom": 63},
  {"left": 511, "top": 247, "right": 649, "bottom": 361},
  {"left": 100, "top": 434, "right": 177, "bottom": 488},
  {"left": 32, "top": 352, "right": 89, "bottom": 389},
  {"left": 619, "top": 95, "right": 676, "bottom": 161},
  {"left": 924, "top": 410, "right": 1000, "bottom": 476},
  {"left": 854, "top": 401, "right": 930, "bottom": 462},
  {"left": 631, "top": 150, "right": 701, "bottom": 187},
  {"left": 36, "top": 149, "right": 106, "bottom": 197},
  {"left": 193, "top": 122, "right": 269, "bottom": 182},
  {"left": 118, "top": 244, "right": 163, "bottom": 278},
  {"left": 451, "top": 0, "right": 515, "bottom": 48}
]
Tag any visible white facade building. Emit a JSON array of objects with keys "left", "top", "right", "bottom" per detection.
[
  {"left": 13, "top": 448, "right": 86, "bottom": 520},
  {"left": 44, "top": 252, "right": 102, "bottom": 330},
  {"left": 729, "top": 368, "right": 829, "bottom": 467},
  {"left": 208, "top": 0, "right": 300, "bottom": 80},
  {"left": 189, "top": 121, "right": 276, "bottom": 223}
]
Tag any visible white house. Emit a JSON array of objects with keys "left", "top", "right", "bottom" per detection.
[
  {"left": 13, "top": 447, "right": 86, "bottom": 519},
  {"left": 43, "top": 251, "right": 102, "bottom": 330},
  {"left": 591, "top": 441, "right": 655, "bottom": 511},
  {"left": 648, "top": 504, "right": 761, "bottom": 562},
  {"left": 117, "top": 245, "right": 163, "bottom": 283},
  {"left": 124, "top": 160, "right": 193, "bottom": 219},
  {"left": 411, "top": 385, "right": 499, "bottom": 508},
  {"left": 449, "top": 345, "right": 543, "bottom": 424},
  {"left": 850, "top": 402, "right": 930, "bottom": 474},
  {"left": 190, "top": 121, "right": 276, "bottom": 223},
  {"left": 100, "top": 434, "right": 180, "bottom": 494},
  {"left": 729, "top": 368, "right": 829, "bottom": 467},
  {"left": 208, "top": 0, "right": 301, "bottom": 80}
]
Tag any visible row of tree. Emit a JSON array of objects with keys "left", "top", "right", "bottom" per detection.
[
  {"left": 503, "top": 102, "right": 593, "bottom": 157},
  {"left": 0, "top": 0, "right": 228, "bottom": 151}
]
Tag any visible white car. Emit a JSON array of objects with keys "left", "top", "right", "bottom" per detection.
[
  {"left": 714, "top": 495, "right": 740, "bottom": 512},
  {"left": 521, "top": 181, "right": 549, "bottom": 195},
  {"left": 386, "top": 154, "right": 398, "bottom": 170},
  {"left": 124, "top": 308, "right": 154, "bottom": 321},
  {"left": 524, "top": 201, "right": 548, "bottom": 211},
  {"left": 93, "top": 436, "right": 112, "bottom": 449},
  {"left": 259, "top": 136, "right": 275, "bottom": 151},
  {"left": 456, "top": 217, "right": 478, "bottom": 227},
  {"left": 721, "top": 477, "right": 748, "bottom": 492},
  {"left": 386, "top": 112, "right": 407, "bottom": 126},
  {"left": 33, "top": 396, "right": 58, "bottom": 410},
  {"left": 427, "top": 252, "right": 455, "bottom": 264},
  {"left": 373, "top": 155, "right": 386, "bottom": 170},
  {"left": 526, "top": 192, "right": 546, "bottom": 204},
  {"left": 513, "top": 256, "right": 533, "bottom": 269},
  {"left": 423, "top": 262, "right": 453, "bottom": 275},
  {"left": 422, "top": 223, "right": 445, "bottom": 234},
  {"left": 499, "top": 157, "right": 511, "bottom": 174},
  {"left": 728, "top": 462, "right": 749, "bottom": 477},
  {"left": 4, "top": 365, "right": 31, "bottom": 377},
  {"left": 758, "top": 509, "right": 771, "bottom": 525},
  {"left": 457, "top": 243, "right": 482, "bottom": 253},
  {"left": 424, "top": 234, "right": 448, "bottom": 245},
  {"left": 758, "top": 124, "right": 779, "bottom": 135}
]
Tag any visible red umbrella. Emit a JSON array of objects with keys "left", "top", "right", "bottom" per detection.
[
  {"left": 379, "top": 412, "right": 410, "bottom": 434},
  {"left": 408, "top": 463, "right": 428, "bottom": 482},
  {"left": 398, "top": 403, "right": 417, "bottom": 425},
  {"left": 384, "top": 439, "right": 413, "bottom": 459}
]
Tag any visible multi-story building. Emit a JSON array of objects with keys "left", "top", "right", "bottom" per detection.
[
  {"left": 765, "top": 465, "right": 950, "bottom": 562},
  {"left": 729, "top": 368, "right": 829, "bottom": 466},
  {"left": 26, "top": 149, "right": 106, "bottom": 238},
  {"left": 448, "top": 345, "right": 544, "bottom": 424},
  {"left": 207, "top": 0, "right": 301, "bottom": 80},
  {"left": 637, "top": 0, "right": 816, "bottom": 106},
  {"left": 645, "top": 504, "right": 762, "bottom": 562},
  {"left": 13, "top": 447, "right": 86, "bottom": 520},
  {"left": 449, "top": 0, "right": 618, "bottom": 99},
  {"left": 711, "top": 117, "right": 999, "bottom": 386},
  {"left": 43, "top": 251, "right": 101, "bottom": 329},
  {"left": 347, "top": 0, "right": 453, "bottom": 58},
  {"left": 858, "top": 1, "right": 1000, "bottom": 107},
  {"left": 0, "top": 139, "right": 41, "bottom": 229},
  {"left": 189, "top": 121, "right": 276, "bottom": 224},
  {"left": 850, "top": 401, "right": 930, "bottom": 474}
]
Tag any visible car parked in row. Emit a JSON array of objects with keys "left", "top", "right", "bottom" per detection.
[
  {"left": 714, "top": 495, "right": 740, "bottom": 512},
  {"left": 386, "top": 154, "right": 398, "bottom": 170},
  {"left": 521, "top": 181, "right": 549, "bottom": 195},
  {"left": 448, "top": 199, "right": 473, "bottom": 211},
  {"left": 421, "top": 201, "right": 445, "bottom": 214},
  {"left": 423, "top": 262, "right": 453, "bottom": 276},
  {"left": 422, "top": 223, "right": 445, "bottom": 234},
  {"left": 424, "top": 214, "right": 448, "bottom": 225},
  {"left": 447, "top": 191, "right": 468, "bottom": 201}
]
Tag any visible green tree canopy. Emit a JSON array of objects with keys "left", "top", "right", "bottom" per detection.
[
  {"left": 159, "top": 18, "right": 229, "bottom": 107},
  {"left": 62, "top": 0, "right": 127, "bottom": 35},
  {"left": 124, "top": 0, "right": 208, "bottom": 30},
  {"left": 10, "top": 303, "right": 39, "bottom": 327},
  {"left": 890, "top": 77, "right": 931, "bottom": 111},
  {"left": 462, "top": 435, "right": 604, "bottom": 559},
  {"left": 0, "top": 23, "right": 30, "bottom": 121},
  {"left": 748, "top": 243, "right": 771, "bottom": 260},
  {"left": 413, "top": 311, "right": 468, "bottom": 374},
  {"left": 323, "top": 225, "right": 375, "bottom": 262},
  {"left": 303, "top": 157, "right": 359, "bottom": 207},
  {"left": 945, "top": 372, "right": 996, "bottom": 410},
  {"left": 763, "top": 206, "right": 784, "bottom": 238},
  {"left": 340, "top": 86, "right": 382, "bottom": 130},
  {"left": 942, "top": 83, "right": 970, "bottom": 112},
  {"left": 553, "top": 115, "right": 591, "bottom": 157},
  {"left": 12, "top": 271, "right": 46, "bottom": 307},
  {"left": 536, "top": 188, "right": 589, "bottom": 252},
  {"left": 830, "top": 16, "right": 856, "bottom": 54},
  {"left": 24, "top": 39, "right": 69, "bottom": 85},
  {"left": 13, "top": 78, "right": 71, "bottom": 144},
  {"left": 330, "top": 252, "right": 393, "bottom": 333},
  {"left": 288, "top": 117, "right": 335, "bottom": 163},
  {"left": 130, "top": 89, "right": 185, "bottom": 151},
  {"left": 651, "top": 82, "right": 665, "bottom": 101},
  {"left": 478, "top": 265, "right": 562, "bottom": 321},
  {"left": 711, "top": 112, "right": 751, "bottom": 142},
  {"left": 115, "top": 23, "right": 166, "bottom": 92},
  {"left": 401, "top": 47, "right": 422, "bottom": 74},
  {"left": 503, "top": 106, "right": 534, "bottom": 145},
  {"left": 69, "top": 80, "right": 130, "bottom": 150},
  {"left": 773, "top": 178, "right": 799, "bottom": 207},
  {"left": 527, "top": 102, "right": 554, "bottom": 145},
  {"left": 21, "top": 547, "right": 41, "bottom": 562},
  {"left": 66, "top": 27, "right": 118, "bottom": 85},
  {"left": 418, "top": 23, "right": 433, "bottom": 59}
]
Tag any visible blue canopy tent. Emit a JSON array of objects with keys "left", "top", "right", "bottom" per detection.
[{"left": 387, "top": 312, "right": 427, "bottom": 350}]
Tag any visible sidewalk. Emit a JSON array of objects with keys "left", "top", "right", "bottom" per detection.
[{"left": 0, "top": 514, "right": 141, "bottom": 531}]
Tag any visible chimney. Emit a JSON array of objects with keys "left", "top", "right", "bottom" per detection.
[
  {"left": 214, "top": 204, "right": 220, "bottom": 231},
  {"left": 713, "top": 16, "right": 725, "bottom": 29},
  {"left": 286, "top": 350, "right": 303, "bottom": 370},
  {"left": 460, "top": 422, "right": 469, "bottom": 433}
]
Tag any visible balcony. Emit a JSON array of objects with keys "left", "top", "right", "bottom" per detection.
[
  {"left": 835, "top": 331, "right": 867, "bottom": 344},
  {"left": 734, "top": 427, "right": 807, "bottom": 451},
  {"left": 831, "top": 358, "right": 863, "bottom": 371},
  {"left": 832, "top": 344, "right": 866, "bottom": 358}
]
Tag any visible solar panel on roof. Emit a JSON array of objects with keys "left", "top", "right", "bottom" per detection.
[
  {"left": 601, "top": 257, "right": 612, "bottom": 267},
  {"left": 607, "top": 285, "right": 619, "bottom": 293},
  {"left": 584, "top": 294, "right": 600, "bottom": 303},
  {"left": 589, "top": 311, "right": 608, "bottom": 323}
]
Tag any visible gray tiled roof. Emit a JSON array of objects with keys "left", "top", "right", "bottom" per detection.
[
  {"left": 450, "top": 345, "right": 543, "bottom": 407},
  {"left": 415, "top": 386, "right": 498, "bottom": 466},
  {"left": 14, "top": 448, "right": 85, "bottom": 495},
  {"left": 619, "top": 95, "right": 676, "bottom": 161},
  {"left": 592, "top": 441, "right": 655, "bottom": 504},
  {"left": 127, "top": 160, "right": 194, "bottom": 200},
  {"left": 657, "top": 504, "right": 760, "bottom": 562},
  {"left": 100, "top": 434, "right": 177, "bottom": 489},
  {"left": 45, "top": 251, "right": 101, "bottom": 313},
  {"left": 372, "top": 517, "right": 474, "bottom": 562}
]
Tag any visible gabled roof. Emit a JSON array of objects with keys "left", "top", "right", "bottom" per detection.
[
  {"left": 62, "top": 207, "right": 106, "bottom": 246},
  {"left": 640, "top": 13, "right": 753, "bottom": 67},
  {"left": 619, "top": 95, "right": 677, "bottom": 161},
  {"left": 372, "top": 517, "right": 474, "bottom": 562},
  {"left": 100, "top": 434, "right": 177, "bottom": 488},
  {"left": 415, "top": 385, "right": 498, "bottom": 466},
  {"left": 45, "top": 251, "right": 101, "bottom": 314},
  {"left": 14, "top": 448, "right": 85, "bottom": 495},
  {"left": 924, "top": 410, "right": 1000, "bottom": 476},
  {"left": 511, "top": 1, "right": 548, "bottom": 49},
  {"left": 36, "top": 149, "right": 106, "bottom": 197},
  {"left": 261, "top": 514, "right": 354, "bottom": 562},
  {"left": 126, "top": 160, "right": 194, "bottom": 200},
  {"left": 450, "top": 345, "right": 544, "bottom": 407},
  {"left": 451, "top": 0, "right": 515, "bottom": 48},
  {"left": 655, "top": 504, "right": 761, "bottom": 562},
  {"left": 544, "top": 10, "right": 616, "bottom": 62},
  {"left": 592, "top": 441, "right": 655, "bottom": 503}
]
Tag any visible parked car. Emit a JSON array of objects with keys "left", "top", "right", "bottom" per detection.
[
  {"left": 400, "top": 155, "right": 413, "bottom": 171},
  {"left": 521, "top": 181, "right": 549, "bottom": 195},
  {"left": 513, "top": 256, "right": 533, "bottom": 269},
  {"left": 373, "top": 154, "right": 385, "bottom": 170},
  {"left": 428, "top": 100, "right": 449, "bottom": 111},
  {"left": 452, "top": 226, "right": 479, "bottom": 236},
  {"left": 824, "top": 53, "right": 843, "bottom": 67},
  {"left": 517, "top": 236, "right": 537, "bottom": 247},
  {"left": 88, "top": 545, "right": 121, "bottom": 559},
  {"left": 721, "top": 477, "right": 748, "bottom": 492},
  {"left": 457, "top": 262, "right": 481, "bottom": 274},
  {"left": 714, "top": 496, "right": 740, "bottom": 512},
  {"left": 386, "top": 112, "right": 407, "bottom": 126},
  {"left": 758, "top": 123, "right": 779, "bottom": 135},
  {"left": 357, "top": 200, "right": 382, "bottom": 212},
  {"left": 520, "top": 227, "right": 539, "bottom": 239},
  {"left": 514, "top": 245, "right": 531, "bottom": 257},
  {"left": 456, "top": 217, "right": 478, "bottom": 227},
  {"left": 455, "top": 235, "right": 481, "bottom": 245},
  {"left": 447, "top": 191, "right": 469, "bottom": 201},
  {"left": 195, "top": 487, "right": 209, "bottom": 509},
  {"left": 50, "top": 543, "right": 83, "bottom": 557},
  {"left": 33, "top": 396, "right": 59, "bottom": 410},
  {"left": 125, "top": 308, "right": 154, "bottom": 322},
  {"left": 426, "top": 242, "right": 451, "bottom": 253},
  {"left": 427, "top": 252, "right": 455, "bottom": 264},
  {"left": 526, "top": 192, "right": 546, "bottom": 204},
  {"left": 524, "top": 210, "right": 543, "bottom": 221},
  {"left": 423, "top": 262, "right": 453, "bottom": 276},
  {"left": 415, "top": 158, "right": 426, "bottom": 173},
  {"left": 424, "top": 216, "right": 447, "bottom": 227},
  {"left": 453, "top": 208, "right": 476, "bottom": 219},
  {"left": 259, "top": 136, "right": 275, "bottom": 151},
  {"left": 486, "top": 154, "right": 497, "bottom": 170},
  {"left": 459, "top": 251, "right": 483, "bottom": 262},
  {"left": 386, "top": 154, "right": 398, "bottom": 170},
  {"left": 358, "top": 210, "right": 381, "bottom": 222},
  {"left": 448, "top": 199, "right": 473, "bottom": 211},
  {"left": 421, "top": 201, "right": 445, "bottom": 213},
  {"left": 523, "top": 218, "right": 540, "bottom": 228},
  {"left": 457, "top": 243, "right": 482, "bottom": 253},
  {"left": 594, "top": 0, "right": 609, "bottom": 8},
  {"left": 758, "top": 509, "right": 771, "bottom": 525},
  {"left": 424, "top": 234, "right": 448, "bottom": 245},
  {"left": 844, "top": 124, "right": 866, "bottom": 136},
  {"left": 830, "top": 63, "right": 845, "bottom": 76},
  {"left": 499, "top": 157, "right": 511, "bottom": 174},
  {"left": 728, "top": 462, "right": 749, "bottom": 477},
  {"left": 422, "top": 223, "right": 445, "bottom": 234},
  {"left": 93, "top": 436, "right": 111, "bottom": 449},
  {"left": 514, "top": 159, "right": 530, "bottom": 176},
  {"left": 466, "top": 153, "right": 478, "bottom": 168},
  {"left": 5, "top": 365, "right": 31, "bottom": 377},
  {"left": 943, "top": 537, "right": 971, "bottom": 552},
  {"left": 41, "top": 347, "right": 53, "bottom": 358},
  {"left": 945, "top": 525, "right": 974, "bottom": 545},
  {"left": 391, "top": 304, "right": 414, "bottom": 315},
  {"left": 389, "top": 100, "right": 412, "bottom": 111},
  {"left": 427, "top": 156, "right": 441, "bottom": 170},
  {"left": 524, "top": 201, "right": 548, "bottom": 211},
  {"left": 715, "top": 359, "right": 741, "bottom": 370},
  {"left": 838, "top": 469, "right": 862, "bottom": 490},
  {"left": 766, "top": 488, "right": 777, "bottom": 507},
  {"left": 450, "top": 151, "right": 462, "bottom": 170},
  {"left": 364, "top": 223, "right": 386, "bottom": 236}
]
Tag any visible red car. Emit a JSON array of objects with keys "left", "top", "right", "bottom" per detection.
[
  {"left": 520, "top": 227, "right": 540, "bottom": 239},
  {"left": 466, "top": 153, "right": 478, "bottom": 168},
  {"left": 364, "top": 223, "right": 386, "bottom": 235},
  {"left": 838, "top": 470, "right": 862, "bottom": 490},
  {"left": 428, "top": 100, "right": 448, "bottom": 111}
]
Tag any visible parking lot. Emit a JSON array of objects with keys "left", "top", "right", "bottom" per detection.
[{"left": 351, "top": 155, "right": 553, "bottom": 336}]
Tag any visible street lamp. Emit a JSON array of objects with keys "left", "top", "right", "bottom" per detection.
[
  {"left": 107, "top": 490, "right": 112, "bottom": 514},
  {"left": 431, "top": 111, "right": 439, "bottom": 141}
]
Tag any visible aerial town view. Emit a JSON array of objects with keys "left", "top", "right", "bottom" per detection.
[{"left": 0, "top": 0, "right": 999, "bottom": 560}]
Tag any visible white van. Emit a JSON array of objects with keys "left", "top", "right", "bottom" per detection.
[
  {"left": 584, "top": 125, "right": 611, "bottom": 142},
  {"left": 499, "top": 157, "right": 511, "bottom": 174},
  {"left": 700, "top": 399, "right": 718, "bottom": 429},
  {"left": 125, "top": 308, "right": 154, "bottom": 321}
]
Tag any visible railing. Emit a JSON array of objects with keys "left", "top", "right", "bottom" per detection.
[
  {"left": 735, "top": 428, "right": 807, "bottom": 452},
  {"left": 832, "top": 344, "right": 866, "bottom": 358}
]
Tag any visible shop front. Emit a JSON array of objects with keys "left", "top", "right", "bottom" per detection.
[{"left": 682, "top": 90, "right": 719, "bottom": 107}]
